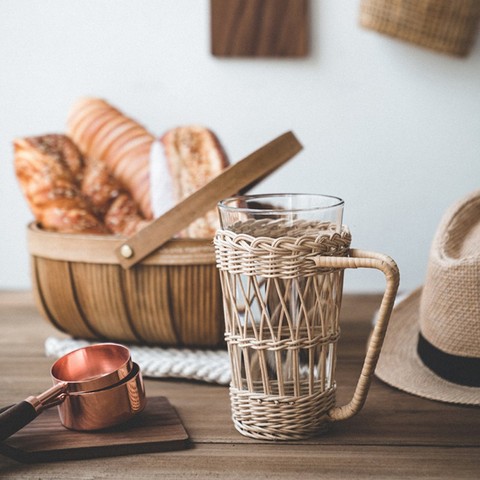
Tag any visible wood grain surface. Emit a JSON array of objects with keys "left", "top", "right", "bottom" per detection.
[
  {"left": 0, "top": 396, "right": 190, "bottom": 463},
  {"left": 211, "top": 0, "right": 309, "bottom": 57},
  {"left": 0, "top": 291, "right": 479, "bottom": 479}
]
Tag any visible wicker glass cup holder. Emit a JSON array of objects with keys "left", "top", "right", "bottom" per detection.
[{"left": 214, "top": 202, "right": 400, "bottom": 440}]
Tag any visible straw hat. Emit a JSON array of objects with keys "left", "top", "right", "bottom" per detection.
[{"left": 375, "top": 190, "right": 480, "bottom": 405}]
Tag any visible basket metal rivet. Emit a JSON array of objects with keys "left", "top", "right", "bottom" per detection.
[{"left": 120, "top": 244, "right": 134, "bottom": 259}]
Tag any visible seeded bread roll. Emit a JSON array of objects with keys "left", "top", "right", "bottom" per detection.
[
  {"left": 81, "top": 156, "right": 149, "bottom": 235},
  {"left": 67, "top": 97, "right": 154, "bottom": 219},
  {"left": 104, "top": 193, "right": 151, "bottom": 236},
  {"left": 161, "top": 126, "right": 229, "bottom": 238},
  {"left": 81, "top": 156, "right": 121, "bottom": 217},
  {"left": 13, "top": 134, "right": 107, "bottom": 234}
]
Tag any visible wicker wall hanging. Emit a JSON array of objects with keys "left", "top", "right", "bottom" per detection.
[{"left": 359, "top": 0, "right": 480, "bottom": 57}]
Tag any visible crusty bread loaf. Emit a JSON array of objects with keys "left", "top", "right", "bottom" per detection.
[
  {"left": 67, "top": 98, "right": 154, "bottom": 220},
  {"left": 14, "top": 133, "right": 148, "bottom": 236},
  {"left": 161, "top": 126, "right": 229, "bottom": 238},
  {"left": 14, "top": 135, "right": 107, "bottom": 234},
  {"left": 69, "top": 99, "right": 230, "bottom": 238},
  {"left": 81, "top": 156, "right": 148, "bottom": 235},
  {"left": 81, "top": 156, "right": 121, "bottom": 217},
  {"left": 104, "top": 193, "right": 150, "bottom": 236}
]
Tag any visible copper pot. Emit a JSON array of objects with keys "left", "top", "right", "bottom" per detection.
[{"left": 0, "top": 343, "right": 146, "bottom": 441}]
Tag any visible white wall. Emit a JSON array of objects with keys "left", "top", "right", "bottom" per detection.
[{"left": 1, "top": 0, "right": 479, "bottom": 293}]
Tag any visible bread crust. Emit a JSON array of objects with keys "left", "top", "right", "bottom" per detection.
[
  {"left": 68, "top": 98, "right": 155, "bottom": 219},
  {"left": 161, "top": 126, "right": 229, "bottom": 238},
  {"left": 14, "top": 133, "right": 148, "bottom": 236},
  {"left": 81, "top": 156, "right": 148, "bottom": 235},
  {"left": 14, "top": 135, "right": 107, "bottom": 234}
]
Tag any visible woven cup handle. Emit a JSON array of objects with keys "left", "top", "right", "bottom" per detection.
[{"left": 312, "top": 248, "right": 400, "bottom": 422}]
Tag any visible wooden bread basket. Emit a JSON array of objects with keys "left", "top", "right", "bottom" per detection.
[
  {"left": 28, "top": 226, "right": 223, "bottom": 347},
  {"left": 27, "top": 132, "right": 302, "bottom": 348}
]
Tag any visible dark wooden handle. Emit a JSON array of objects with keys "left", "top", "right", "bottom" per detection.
[
  {"left": 116, "top": 131, "right": 303, "bottom": 269},
  {"left": 0, "top": 404, "right": 14, "bottom": 415},
  {"left": 0, "top": 401, "right": 38, "bottom": 443}
]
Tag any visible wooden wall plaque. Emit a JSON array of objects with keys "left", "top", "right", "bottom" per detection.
[{"left": 211, "top": 0, "right": 309, "bottom": 57}]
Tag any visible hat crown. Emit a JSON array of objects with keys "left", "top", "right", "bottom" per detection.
[{"left": 419, "top": 191, "right": 480, "bottom": 359}]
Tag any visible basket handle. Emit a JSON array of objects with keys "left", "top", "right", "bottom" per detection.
[
  {"left": 312, "top": 249, "right": 400, "bottom": 422},
  {"left": 115, "top": 131, "right": 303, "bottom": 269}
]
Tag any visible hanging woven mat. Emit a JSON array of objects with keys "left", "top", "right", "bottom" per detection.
[
  {"left": 359, "top": 0, "right": 480, "bottom": 57},
  {"left": 45, "top": 337, "right": 231, "bottom": 385}
]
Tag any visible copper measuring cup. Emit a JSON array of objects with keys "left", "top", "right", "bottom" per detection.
[{"left": 0, "top": 343, "right": 146, "bottom": 442}]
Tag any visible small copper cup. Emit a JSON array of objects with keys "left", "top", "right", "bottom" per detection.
[{"left": 0, "top": 343, "right": 146, "bottom": 442}]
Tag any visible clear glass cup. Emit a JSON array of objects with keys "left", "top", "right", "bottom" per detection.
[
  {"left": 217, "top": 193, "right": 346, "bottom": 395},
  {"left": 214, "top": 193, "right": 399, "bottom": 440},
  {"left": 218, "top": 193, "right": 344, "bottom": 234}
]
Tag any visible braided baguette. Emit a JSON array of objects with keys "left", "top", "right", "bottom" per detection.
[
  {"left": 14, "top": 135, "right": 107, "bottom": 234},
  {"left": 67, "top": 97, "right": 154, "bottom": 219}
]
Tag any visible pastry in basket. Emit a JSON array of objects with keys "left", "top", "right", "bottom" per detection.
[
  {"left": 81, "top": 156, "right": 149, "bottom": 235},
  {"left": 104, "top": 193, "right": 150, "bottom": 236},
  {"left": 68, "top": 97, "right": 230, "bottom": 238},
  {"left": 161, "top": 125, "right": 229, "bottom": 238},
  {"left": 14, "top": 133, "right": 149, "bottom": 236},
  {"left": 13, "top": 134, "right": 107, "bottom": 234},
  {"left": 67, "top": 97, "right": 155, "bottom": 220}
]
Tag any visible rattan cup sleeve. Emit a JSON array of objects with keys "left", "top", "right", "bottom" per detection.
[
  {"left": 312, "top": 249, "right": 400, "bottom": 422},
  {"left": 215, "top": 224, "right": 400, "bottom": 439}
]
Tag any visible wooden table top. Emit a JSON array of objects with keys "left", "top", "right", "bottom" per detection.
[{"left": 0, "top": 291, "right": 478, "bottom": 479}]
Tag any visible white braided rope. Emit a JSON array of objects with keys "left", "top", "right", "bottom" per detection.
[{"left": 45, "top": 337, "right": 231, "bottom": 385}]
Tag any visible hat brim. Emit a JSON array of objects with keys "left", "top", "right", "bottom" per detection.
[{"left": 375, "top": 287, "right": 480, "bottom": 406}]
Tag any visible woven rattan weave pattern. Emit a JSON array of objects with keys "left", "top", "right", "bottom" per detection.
[
  {"left": 229, "top": 386, "right": 336, "bottom": 441},
  {"left": 214, "top": 221, "right": 352, "bottom": 278},
  {"left": 359, "top": 0, "right": 480, "bottom": 57},
  {"left": 214, "top": 222, "right": 352, "bottom": 439}
]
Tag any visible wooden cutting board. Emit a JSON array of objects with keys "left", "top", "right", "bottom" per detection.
[{"left": 0, "top": 396, "right": 190, "bottom": 463}]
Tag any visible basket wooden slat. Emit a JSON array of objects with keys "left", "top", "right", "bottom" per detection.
[
  {"left": 123, "top": 266, "right": 179, "bottom": 345},
  {"left": 33, "top": 257, "right": 100, "bottom": 339},
  {"left": 28, "top": 223, "right": 225, "bottom": 348},
  {"left": 359, "top": 0, "right": 480, "bottom": 56},
  {"left": 71, "top": 262, "right": 139, "bottom": 342},
  {"left": 167, "top": 264, "right": 224, "bottom": 346}
]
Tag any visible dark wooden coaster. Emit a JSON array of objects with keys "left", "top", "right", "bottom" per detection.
[{"left": 0, "top": 396, "right": 190, "bottom": 463}]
